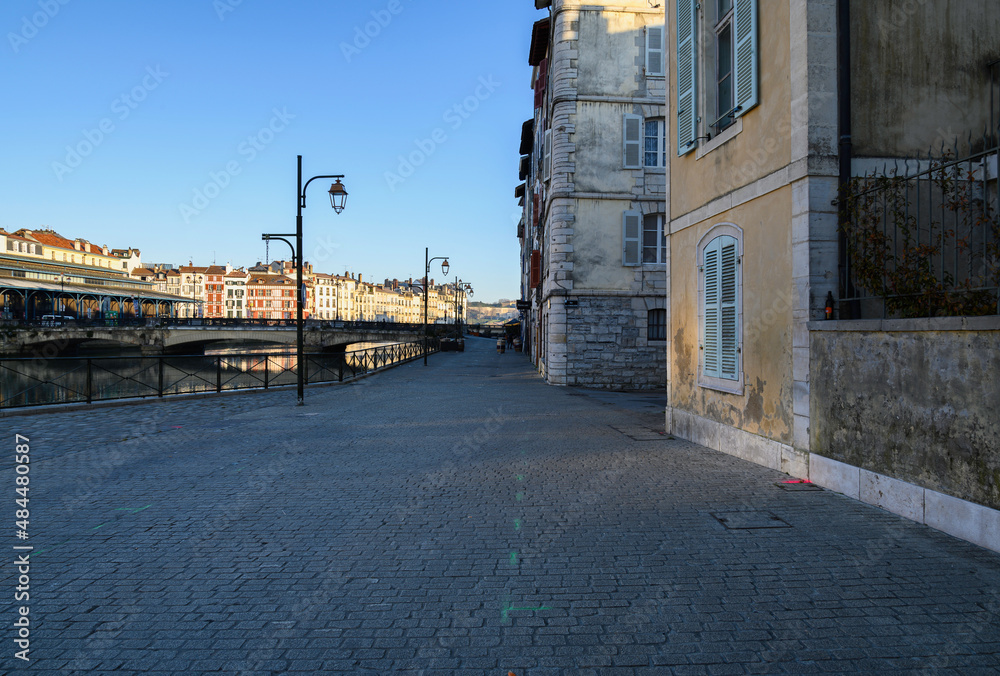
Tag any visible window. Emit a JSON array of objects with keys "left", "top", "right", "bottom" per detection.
[
  {"left": 676, "top": 0, "right": 758, "bottom": 155},
  {"left": 646, "top": 25, "right": 665, "bottom": 77},
  {"left": 647, "top": 309, "right": 667, "bottom": 340},
  {"left": 698, "top": 227, "right": 742, "bottom": 391},
  {"left": 644, "top": 119, "right": 666, "bottom": 168},
  {"left": 642, "top": 214, "right": 667, "bottom": 264},
  {"left": 714, "top": 0, "right": 735, "bottom": 131}
]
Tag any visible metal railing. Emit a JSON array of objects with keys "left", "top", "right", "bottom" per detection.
[
  {"left": 7, "top": 317, "right": 426, "bottom": 331},
  {"left": 840, "top": 130, "right": 999, "bottom": 319},
  {"left": 0, "top": 340, "right": 437, "bottom": 409}
]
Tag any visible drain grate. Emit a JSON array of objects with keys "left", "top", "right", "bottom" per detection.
[{"left": 712, "top": 511, "right": 791, "bottom": 529}]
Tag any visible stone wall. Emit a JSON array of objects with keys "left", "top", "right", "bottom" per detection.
[
  {"left": 810, "top": 318, "right": 1000, "bottom": 510},
  {"left": 564, "top": 294, "right": 665, "bottom": 390}
]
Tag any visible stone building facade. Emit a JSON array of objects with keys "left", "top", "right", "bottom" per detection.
[
  {"left": 516, "top": 0, "right": 667, "bottom": 390},
  {"left": 665, "top": 0, "right": 1000, "bottom": 551}
]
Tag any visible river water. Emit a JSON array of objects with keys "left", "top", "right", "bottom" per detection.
[{"left": 0, "top": 341, "right": 415, "bottom": 409}]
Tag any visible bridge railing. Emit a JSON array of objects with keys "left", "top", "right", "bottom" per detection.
[
  {"left": 0, "top": 340, "right": 438, "bottom": 409},
  {"left": 10, "top": 317, "right": 428, "bottom": 331}
]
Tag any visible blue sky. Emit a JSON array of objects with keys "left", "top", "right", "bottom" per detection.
[{"left": 0, "top": 0, "right": 543, "bottom": 303}]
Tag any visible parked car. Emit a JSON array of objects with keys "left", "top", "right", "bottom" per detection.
[{"left": 40, "top": 315, "right": 76, "bottom": 327}]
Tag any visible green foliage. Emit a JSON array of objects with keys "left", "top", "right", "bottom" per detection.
[{"left": 843, "top": 156, "right": 999, "bottom": 318}]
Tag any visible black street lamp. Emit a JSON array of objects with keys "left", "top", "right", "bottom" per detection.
[
  {"left": 458, "top": 282, "right": 473, "bottom": 329},
  {"left": 423, "top": 248, "right": 449, "bottom": 366},
  {"left": 451, "top": 277, "right": 473, "bottom": 327},
  {"left": 263, "top": 155, "right": 347, "bottom": 406}
]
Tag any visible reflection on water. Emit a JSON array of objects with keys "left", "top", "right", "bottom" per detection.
[{"left": 1, "top": 341, "right": 422, "bottom": 408}]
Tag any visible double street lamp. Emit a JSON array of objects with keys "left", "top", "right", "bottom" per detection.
[
  {"left": 452, "top": 278, "right": 473, "bottom": 328},
  {"left": 263, "top": 155, "right": 348, "bottom": 406},
  {"left": 423, "top": 248, "right": 449, "bottom": 366}
]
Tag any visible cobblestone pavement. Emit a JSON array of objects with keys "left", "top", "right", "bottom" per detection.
[{"left": 2, "top": 336, "right": 1000, "bottom": 675}]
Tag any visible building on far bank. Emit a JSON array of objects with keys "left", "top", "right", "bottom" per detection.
[
  {"left": 224, "top": 268, "right": 249, "bottom": 319},
  {"left": 0, "top": 229, "right": 190, "bottom": 319},
  {"left": 516, "top": 0, "right": 667, "bottom": 390}
]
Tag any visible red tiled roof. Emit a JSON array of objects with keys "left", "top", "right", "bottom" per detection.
[{"left": 18, "top": 229, "right": 76, "bottom": 250}]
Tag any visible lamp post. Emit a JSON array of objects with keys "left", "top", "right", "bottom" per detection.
[
  {"left": 452, "top": 278, "right": 473, "bottom": 329},
  {"left": 423, "top": 248, "right": 449, "bottom": 365},
  {"left": 459, "top": 282, "right": 473, "bottom": 331},
  {"left": 263, "top": 155, "right": 347, "bottom": 406}
]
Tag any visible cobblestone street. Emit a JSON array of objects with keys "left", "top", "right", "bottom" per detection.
[{"left": 2, "top": 336, "right": 1000, "bottom": 674}]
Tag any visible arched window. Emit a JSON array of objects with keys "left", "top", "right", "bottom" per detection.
[{"left": 698, "top": 224, "right": 743, "bottom": 393}]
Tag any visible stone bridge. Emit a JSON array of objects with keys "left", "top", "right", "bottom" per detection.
[{"left": 1, "top": 323, "right": 426, "bottom": 356}]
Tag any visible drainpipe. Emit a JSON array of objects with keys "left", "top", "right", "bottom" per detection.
[{"left": 837, "top": 0, "right": 853, "bottom": 318}]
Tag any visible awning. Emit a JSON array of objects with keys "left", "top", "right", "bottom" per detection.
[{"left": 514, "top": 183, "right": 526, "bottom": 199}]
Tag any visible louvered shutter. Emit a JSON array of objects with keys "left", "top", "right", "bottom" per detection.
[
  {"left": 702, "top": 239, "right": 721, "bottom": 377},
  {"left": 534, "top": 58, "right": 548, "bottom": 109},
  {"left": 622, "top": 211, "right": 641, "bottom": 266},
  {"left": 733, "top": 0, "right": 758, "bottom": 117},
  {"left": 543, "top": 129, "right": 552, "bottom": 182},
  {"left": 719, "top": 238, "right": 739, "bottom": 378},
  {"left": 676, "top": 0, "right": 698, "bottom": 155},
  {"left": 646, "top": 25, "right": 665, "bottom": 76},
  {"left": 623, "top": 114, "right": 642, "bottom": 169},
  {"left": 529, "top": 250, "right": 541, "bottom": 288}
]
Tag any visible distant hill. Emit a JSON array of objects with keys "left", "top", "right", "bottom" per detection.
[{"left": 467, "top": 301, "right": 518, "bottom": 325}]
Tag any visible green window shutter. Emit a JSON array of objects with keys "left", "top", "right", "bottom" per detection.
[
  {"left": 623, "top": 211, "right": 641, "bottom": 266},
  {"left": 733, "top": 0, "right": 758, "bottom": 117},
  {"left": 676, "top": 0, "right": 698, "bottom": 156},
  {"left": 719, "top": 237, "right": 739, "bottom": 378},
  {"left": 623, "top": 114, "right": 643, "bottom": 169},
  {"left": 646, "top": 25, "right": 665, "bottom": 77},
  {"left": 703, "top": 238, "right": 721, "bottom": 377}
]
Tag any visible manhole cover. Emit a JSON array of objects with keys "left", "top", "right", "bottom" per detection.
[
  {"left": 712, "top": 511, "right": 791, "bottom": 529},
  {"left": 775, "top": 479, "right": 823, "bottom": 492}
]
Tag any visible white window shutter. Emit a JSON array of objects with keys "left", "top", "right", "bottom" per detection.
[
  {"left": 733, "top": 0, "right": 758, "bottom": 117},
  {"left": 719, "top": 238, "right": 739, "bottom": 378},
  {"left": 623, "top": 114, "right": 643, "bottom": 169},
  {"left": 676, "top": 0, "right": 698, "bottom": 155},
  {"left": 646, "top": 25, "right": 665, "bottom": 76},
  {"left": 543, "top": 129, "right": 552, "bottom": 182},
  {"left": 622, "top": 211, "right": 641, "bottom": 266},
  {"left": 702, "top": 239, "right": 721, "bottom": 377}
]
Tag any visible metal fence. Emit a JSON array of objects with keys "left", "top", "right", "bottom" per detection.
[
  {"left": 840, "top": 132, "right": 999, "bottom": 319},
  {"left": 9, "top": 317, "right": 426, "bottom": 331},
  {"left": 0, "top": 340, "right": 436, "bottom": 409}
]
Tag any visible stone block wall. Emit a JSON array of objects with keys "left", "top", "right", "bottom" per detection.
[{"left": 564, "top": 295, "right": 665, "bottom": 390}]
